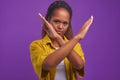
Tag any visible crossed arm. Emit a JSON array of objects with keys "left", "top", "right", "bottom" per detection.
[{"left": 38, "top": 13, "right": 93, "bottom": 71}]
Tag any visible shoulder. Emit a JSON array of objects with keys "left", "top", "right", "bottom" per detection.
[
  {"left": 29, "top": 38, "right": 50, "bottom": 54},
  {"left": 74, "top": 42, "right": 81, "bottom": 48},
  {"left": 73, "top": 42, "right": 83, "bottom": 53},
  {"left": 30, "top": 39, "right": 43, "bottom": 47},
  {"left": 30, "top": 35, "right": 51, "bottom": 51}
]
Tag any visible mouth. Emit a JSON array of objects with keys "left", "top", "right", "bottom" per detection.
[{"left": 56, "top": 30, "right": 62, "bottom": 35}]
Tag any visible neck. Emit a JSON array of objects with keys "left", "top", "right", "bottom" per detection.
[{"left": 51, "top": 39, "right": 60, "bottom": 48}]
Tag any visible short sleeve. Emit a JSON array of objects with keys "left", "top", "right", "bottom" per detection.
[
  {"left": 30, "top": 41, "right": 49, "bottom": 79},
  {"left": 73, "top": 43, "right": 85, "bottom": 78}
]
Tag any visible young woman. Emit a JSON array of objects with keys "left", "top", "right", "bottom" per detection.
[{"left": 30, "top": 1, "right": 93, "bottom": 80}]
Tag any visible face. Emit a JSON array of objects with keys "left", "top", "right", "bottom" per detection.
[{"left": 49, "top": 8, "right": 70, "bottom": 37}]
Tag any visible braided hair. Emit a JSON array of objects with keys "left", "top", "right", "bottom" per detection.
[{"left": 42, "top": 1, "right": 73, "bottom": 40}]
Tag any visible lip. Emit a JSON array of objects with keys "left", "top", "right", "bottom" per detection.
[{"left": 56, "top": 30, "right": 62, "bottom": 34}]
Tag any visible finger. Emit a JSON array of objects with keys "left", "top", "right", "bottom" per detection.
[
  {"left": 79, "top": 16, "right": 93, "bottom": 39},
  {"left": 38, "top": 13, "right": 58, "bottom": 34},
  {"left": 38, "top": 13, "right": 50, "bottom": 27},
  {"left": 83, "top": 16, "right": 93, "bottom": 28},
  {"left": 81, "top": 16, "right": 93, "bottom": 31}
]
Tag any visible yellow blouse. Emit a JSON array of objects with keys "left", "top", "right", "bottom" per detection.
[{"left": 30, "top": 35, "right": 85, "bottom": 80}]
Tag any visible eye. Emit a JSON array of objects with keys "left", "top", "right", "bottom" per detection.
[
  {"left": 53, "top": 20, "right": 60, "bottom": 24},
  {"left": 63, "top": 22, "right": 69, "bottom": 26}
]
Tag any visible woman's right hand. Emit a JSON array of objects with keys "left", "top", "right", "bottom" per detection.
[
  {"left": 75, "top": 16, "right": 93, "bottom": 40},
  {"left": 38, "top": 13, "right": 60, "bottom": 39}
]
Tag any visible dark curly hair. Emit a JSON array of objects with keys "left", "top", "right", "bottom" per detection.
[{"left": 42, "top": 1, "right": 73, "bottom": 40}]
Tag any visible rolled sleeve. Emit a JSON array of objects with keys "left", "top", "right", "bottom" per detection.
[
  {"left": 73, "top": 43, "right": 85, "bottom": 78},
  {"left": 30, "top": 41, "right": 49, "bottom": 79}
]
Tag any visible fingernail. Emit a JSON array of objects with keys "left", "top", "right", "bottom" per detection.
[
  {"left": 38, "top": 13, "right": 42, "bottom": 17},
  {"left": 91, "top": 15, "right": 93, "bottom": 19},
  {"left": 90, "top": 15, "right": 93, "bottom": 22}
]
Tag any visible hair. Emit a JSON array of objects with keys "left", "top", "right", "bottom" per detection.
[{"left": 42, "top": 1, "right": 73, "bottom": 40}]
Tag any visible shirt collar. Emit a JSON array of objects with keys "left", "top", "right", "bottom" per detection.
[{"left": 42, "top": 35, "right": 52, "bottom": 45}]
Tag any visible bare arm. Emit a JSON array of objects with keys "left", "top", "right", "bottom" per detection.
[
  {"left": 43, "top": 36, "right": 80, "bottom": 70},
  {"left": 67, "top": 16, "right": 93, "bottom": 70},
  {"left": 54, "top": 36, "right": 85, "bottom": 70},
  {"left": 38, "top": 13, "right": 93, "bottom": 71}
]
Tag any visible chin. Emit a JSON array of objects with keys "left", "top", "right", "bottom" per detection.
[{"left": 57, "top": 33, "right": 64, "bottom": 37}]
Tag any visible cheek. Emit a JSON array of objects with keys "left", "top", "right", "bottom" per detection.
[
  {"left": 64, "top": 27, "right": 68, "bottom": 32},
  {"left": 52, "top": 24, "right": 58, "bottom": 30}
]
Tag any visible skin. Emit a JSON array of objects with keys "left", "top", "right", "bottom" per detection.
[
  {"left": 48, "top": 8, "right": 70, "bottom": 47},
  {"left": 38, "top": 8, "right": 93, "bottom": 71}
]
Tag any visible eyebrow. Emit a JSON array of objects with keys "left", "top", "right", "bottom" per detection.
[{"left": 53, "top": 19, "right": 69, "bottom": 23}]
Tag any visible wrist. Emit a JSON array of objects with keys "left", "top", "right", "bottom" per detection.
[
  {"left": 55, "top": 36, "right": 65, "bottom": 46},
  {"left": 74, "top": 34, "right": 82, "bottom": 41}
]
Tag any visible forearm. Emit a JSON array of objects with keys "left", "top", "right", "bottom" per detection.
[
  {"left": 57, "top": 36, "right": 85, "bottom": 70},
  {"left": 67, "top": 51, "right": 84, "bottom": 70},
  {"left": 42, "top": 36, "right": 80, "bottom": 70},
  {"left": 39, "top": 13, "right": 93, "bottom": 71}
]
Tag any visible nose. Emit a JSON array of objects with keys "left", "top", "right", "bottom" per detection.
[{"left": 58, "top": 23, "right": 63, "bottom": 29}]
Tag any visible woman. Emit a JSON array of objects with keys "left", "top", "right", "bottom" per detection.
[{"left": 30, "top": 1, "right": 93, "bottom": 80}]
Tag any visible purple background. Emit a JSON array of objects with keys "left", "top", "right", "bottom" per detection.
[{"left": 0, "top": 0, "right": 120, "bottom": 80}]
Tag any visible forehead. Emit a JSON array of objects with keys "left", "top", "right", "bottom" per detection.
[{"left": 52, "top": 8, "right": 70, "bottom": 22}]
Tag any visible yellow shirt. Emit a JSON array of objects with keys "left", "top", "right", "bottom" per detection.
[{"left": 30, "top": 35, "right": 85, "bottom": 80}]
